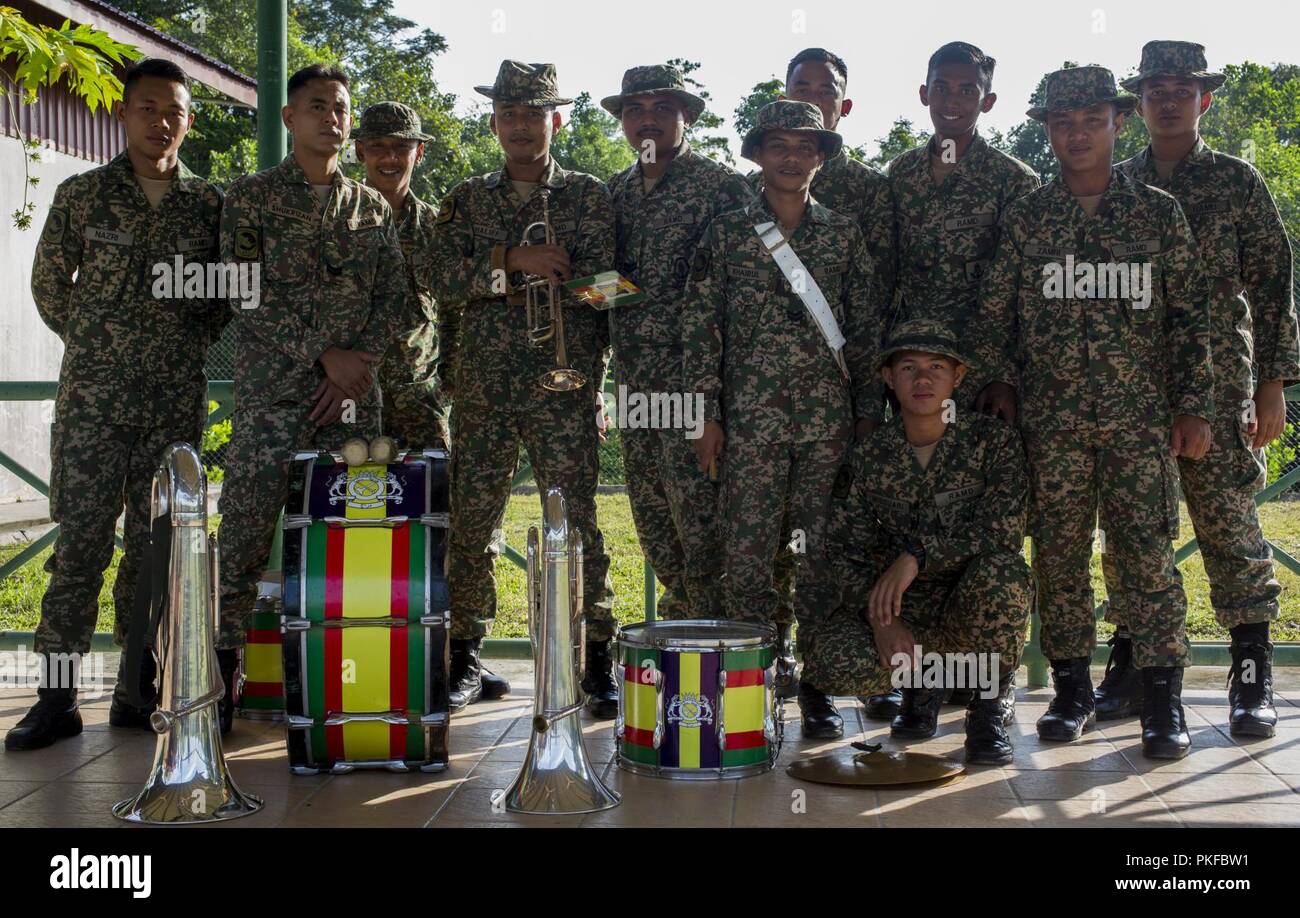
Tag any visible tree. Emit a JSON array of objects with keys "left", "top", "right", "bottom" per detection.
[
  {"left": 732, "top": 77, "right": 782, "bottom": 138},
  {"left": 866, "top": 117, "right": 927, "bottom": 169},
  {"left": 550, "top": 92, "right": 634, "bottom": 182},
  {"left": 0, "top": 6, "right": 141, "bottom": 227},
  {"left": 667, "top": 58, "right": 732, "bottom": 163}
]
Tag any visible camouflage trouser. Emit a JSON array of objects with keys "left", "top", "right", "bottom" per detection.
[
  {"left": 1104, "top": 403, "right": 1280, "bottom": 632},
  {"left": 772, "top": 518, "right": 796, "bottom": 627},
  {"left": 449, "top": 384, "right": 613, "bottom": 641},
  {"left": 617, "top": 347, "right": 723, "bottom": 620},
  {"left": 803, "top": 550, "right": 1033, "bottom": 696},
  {"left": 1026, "top": 428, "right": 1189, "bottom": 669},
  {"left": 215, "top": 401, "right": 380, "bottom": 649},
  {"left": 721, "top": 437, "right": 847, "bottom": 653},
  {"left": 34, "top": 410, "right": 202, "bottom": 669},
  {"left": 380, "top": 376, "right": 450, "bottom": 451}
]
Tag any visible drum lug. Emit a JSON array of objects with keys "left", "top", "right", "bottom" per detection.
[
  {"left": 420, "top": 448, "right": 450, "bottom": 461},
  {"left": 715, "top": 669, "right": 727, "bottom": 751},
  {"left": 286, "top": 714, "right": 314, "bottom": 730},
  {"left": 420, "top": 512, "right": 450, "bottom": 529},
  {"left": 652, "top": 668, "right": 665, "bottom": 750},
  {"left": 283, "top": 514, "right": 311, "bottom": 530},
  {"left": 419, "top": 712, "right": 449, "bottom": 726}
]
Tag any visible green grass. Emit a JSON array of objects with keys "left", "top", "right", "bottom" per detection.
[{"left": 3, "top": 495, "right": 1298, "bottom": 641}]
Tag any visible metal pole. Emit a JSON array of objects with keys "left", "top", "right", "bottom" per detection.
[{"left": 256, "top": 0, "right": 287, "bottom": 170}]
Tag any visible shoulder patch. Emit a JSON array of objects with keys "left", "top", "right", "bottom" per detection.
[
  {"left": 832, "top": 463, "right": 855, "bottom": 499},
  {"left": 234, "top": 227, "right": 260, "bottom": 260},
  {"left": 42, "top": 207, "right": 67, "bottom": 245},
  {"left": 436, "top": 197, "right": 457, "bottom": 225},
  {"left": 691, "top": 248, "right": 711, "bottom": 283}
]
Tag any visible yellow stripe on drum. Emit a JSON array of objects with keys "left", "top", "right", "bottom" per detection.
[
  {"left": 244, "top": 641, "right": 282, "bottom": 682},
  {"left": 724, "top": 683, "right": 765, "bottom": 734},
  {"left": 341, "top": 624, "right": 390, "bottom": 760},
  {"left": 679, "top": 652, "right": 700, "bottom": 768},
  {"left": 340, "top": 464, "right": 394, "bottom": 620},
  {"left": 625, "top": 678, "right": 658, "bottom": 733}
]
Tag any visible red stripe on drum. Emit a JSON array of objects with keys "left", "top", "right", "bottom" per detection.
[
  {"left": 390, "top": 525, "right": 410, "bottom": 759},
  {"left": 725, "top": 668, "right": 763, "bottom": 688},
  {"left": 622, "top": 725, "right": 656, "bottom": 748},
  {"left": 243, "top": 681, "right": 283, "bottom": 698},
  {"left": 724, "top": 729, "right": 766, "bottom": 750},
  {"left": 246, "top": 629, "right": 280, "bottom": 644},
  {"left": 325, "top": 527, "right": 345, "bottom": 620}
]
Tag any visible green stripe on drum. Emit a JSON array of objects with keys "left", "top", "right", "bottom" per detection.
[
  {"left": 723, "top": 647, "right": 773, "bottom": 671},
  {"left": 620, "top": 645, "right": 658, "bottom": 668},
  {"left": 305, "top": 522, "right": 328, "bottom": 624},
  {"left": 620, "top": 740, "right": 659, "bottom": 766},
  {"left": 306, "top": 626, "right": 327, "bottom": 762},
  {"left": 241, "top": 695, "right": 283, "bottom": 711},
  {"left": 722, "top": 745, "right": 770, "bottom": 768},
  {"left": 249, "top": 609, "right": 281, "bottom": 630}
]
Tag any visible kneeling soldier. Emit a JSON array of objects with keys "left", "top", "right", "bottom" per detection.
[{"left": 805, "top": 320, "right": 1032, "bottom": 763}]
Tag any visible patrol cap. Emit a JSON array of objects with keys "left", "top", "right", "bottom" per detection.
[
  {"left": 354, "top": 101, "right": 432, "bottom": 141},
  {"left": 601, "top": 64, "right": 707, "bottom": 122},
  {"left": 475, "top": 60, "right": 573, "bottom": 107},
  {"left": 879, "top": 318, "right": 970, "bottom": 369},
  {"left": 741, "top": 100, "right": 842, "bottom": 162},
  {"left": 1027, "top": 66, "right": 1136, "bottom": 122},
  {"left": 1120, "top": 40, "right": 1226, "bottom": 94}
]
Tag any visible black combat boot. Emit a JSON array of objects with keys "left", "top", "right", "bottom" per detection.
[
  {"left": 890, "top": 686, "right": 947, "bottom": 738},
  {"left": 109, "top": 651, "right": 157, "bottom": 729},
  {"left": 1141, "top": 666, "right": 1191, "bottom": 759},
  {"left": 580, "top": 639, "right": 619, "bottom": 720},
  {"left": 858, "top": 690, "right": 903, "bottom": 720},
  {"left": 798, "top": 682, "right": 843, "bottom": 738},
  {"left": 1036, "top": 658, "right": 1095, "bottom": 742},
  {"left": 4, "top": 687, "right": 83, "bottom": 751},
  {"left": 448, "top": 638, "right": 485, "bottom": 711},
  {"left": 1093, "top": 630, "right": 1142, "bottom": 720},
  {"left": 1228, "top": 623, "right": 1276, "bottom": 738},
  {"left": 480, "top": 665, "right": 511, "bottom": 700},
  {"left": 964, "top": 670, "right": 1017, "bottom": 764},
  {"left": 774, "top": 621, "right": 799, "bottom": 701},
  {"left": 216, "top": 648, "right": 239, "bottom": 735}
]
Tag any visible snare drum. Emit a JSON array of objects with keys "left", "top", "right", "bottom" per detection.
[
  {"left": 616, "top": 620, "right": 782, "bottom": 780},
  {"left": 237, "top": 601, "right": 285, "bottom": 721},
  {"left": 280, "top": 448, "right": 451, "bottom": 774}
]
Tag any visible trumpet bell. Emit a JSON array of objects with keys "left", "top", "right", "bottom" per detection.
[{"left": 539, "top": 368, "right": 588, "bottom": 392}]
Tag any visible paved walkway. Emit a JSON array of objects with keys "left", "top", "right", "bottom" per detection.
[{"left": 1, "top": 657, "right": 1298, "bottom": 827}]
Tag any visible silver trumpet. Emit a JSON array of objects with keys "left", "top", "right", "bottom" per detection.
[
  {"left": 503, "top": 487, "right": 619, "bottom": 815},
  {"left": 520, "top": 188, "right": 588, "bottom": 393},
  {"left": 113, "top": 443, "right": 264, "bottom": 825}
]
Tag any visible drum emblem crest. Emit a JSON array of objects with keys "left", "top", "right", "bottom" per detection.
[
  {"left": 328, "top": 470, "right": 403, "bottom": 510},
  {"left": 667, "top": 692, "right": 713, "bottom": 728}
]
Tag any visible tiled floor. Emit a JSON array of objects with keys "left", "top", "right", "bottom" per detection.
[{"left": 2, "top": 656, "right": 1298, "bottom": 828}]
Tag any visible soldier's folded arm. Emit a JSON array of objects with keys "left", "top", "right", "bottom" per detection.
[
  {"left": 353, "top": 221, "right": 405, "bottom": 359},
  {"left": 1239, "top": 166, "right": 1300, "bottom": 385},
  {"left": 31, "top": 181, "right": 84, "bottom": 338},
  {"left": 1162, "top": 203, "right": 1216, "bottom": 421},
  {"left": 681, "top": 220, "right": 726, "bottom": 424},
  {"left": 920, "top": 422, "right": 1029, "bottom": 576},
  {"left": 220, "top": 181, "right": 333, "bottom": 364},
  {"left": 428, "top": 189, "right": 511, "bottom": 303},
  {"left": 844, "top": 232, "right": 884, "bottom": 424}
]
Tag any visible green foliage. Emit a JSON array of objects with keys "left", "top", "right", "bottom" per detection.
[
  {"left": 1267, "top": 422, "right": 1299, "bottom": 486},
  {"left": 202, "top": 400, "right": 231, "bottom": 483},
  {"left": 667, "top": 58, "right": 732, "bottom": 164},
  {"left": 866, "top": 117, "right": 927, "bottom": 169},
  {"left": 0, "top": 7, "right": 141, "bottom": 227},
  {"left": 550, "top": 92, "right": 634, "bottom": 182},
  {"left": 732, "top": 77, "right": 782, "bottom": 139}
]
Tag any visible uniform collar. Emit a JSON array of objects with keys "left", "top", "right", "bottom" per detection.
[
  {"left": 484, "top": 155, "right": 567, "bottom": 190},
  {"left": 107, "top": 150, "right": 203, "bottom": 195},
  {"left": 275, "top": 151, "right": 348, "bottom": 189},
  {"left": 1131, "top": 135, "right": 1214, "bottom": 183},
  {"left": 751, "top": 189, "right": 831, "bottom": 227},
  {"left": 627, "top": 139, "right": 696, "bottom": 189},
  {"left": 1041, "top": 166, "right": 1140, "bottom": 220}
]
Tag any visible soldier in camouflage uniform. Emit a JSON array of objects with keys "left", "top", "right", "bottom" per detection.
[
  {"left": 215, "top": 65, "right": 405, "bottom": 730},
  {"left": 602, "top": 65, "right": 754, "bottom": 622},
  {"left": 427, "top": 62, "right": 619, "bottom": 716},
  {"left": 969, "top": 67, "right": 1215, "bottom": 759},
  {"left": 354, "top": 101, "right": 456, "bottom": 451},
  {"left": 684, "top": 101, "right": 883, "bottom": 739},
  {"left": 807, "top": 320, "right": 1032, "bottom": 764},
  {"left": 1093, "top": 42, "right": 1300, "bottom": 737},
  {"left": 7, "top": 60, "right": 228, "bottom": 751},
  {"left": 748, "top": 48, "right": 897, "bottom": 695}
]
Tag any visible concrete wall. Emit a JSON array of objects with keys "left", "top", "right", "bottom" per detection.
[{"left": 0, "top": 140, "right": 87, "bottom": 503}]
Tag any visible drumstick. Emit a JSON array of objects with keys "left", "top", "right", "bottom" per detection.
[{"left": 708, "top": 458, "right": 717, "bottom": 482}]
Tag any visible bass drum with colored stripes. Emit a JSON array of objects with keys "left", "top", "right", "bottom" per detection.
[
  {"left": 280, "top": 448, "right": 451, "bottom": 775},
  {"left": 616, "top": 620, "right": 783, "bottom": 780}
]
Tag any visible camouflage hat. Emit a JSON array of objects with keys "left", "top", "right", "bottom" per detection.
[
  {"left": 740, "top": 100, "right": 842, "bottom": 162},
  {"left": 1026, "top": 66, "right": 1137, "bottom": 122},
  {"left": 354, "top": 101, "right": 432, "bottom": 141},
  {"left": 600, "top": 64, "right": 707, "bottom": 122},
  {"left": 1119, "top": 40, "right": 1226, "bottom": 94},
  {"left": 475, "top": 60, "right": 573, "bottom": 107},
  {"left": 878, "top": 318, "right": 970, "bottom": 369}
]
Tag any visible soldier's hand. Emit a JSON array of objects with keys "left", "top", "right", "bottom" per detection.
[
  {"left": 692, "top": 421, "right": 725, "bottom": 475},
  {"left": 596, "top": 391, "right": 610, "bottom": 443},
  {"left": 309, "top": 380, "right": 349, "bottom": 427},
  {"left": 1250, "top": 380, "right": 1286, "bottom": 449},
  {"left": 975, "top": 381, "right": 1018, "bottom": 425},
  {"left": 320, "top": 346, "right": 379, "bottom": 401},
  {"left": 872, "top": 617, "right": 919, "bottom": 675},
  {"left": 868, "top": 552, "right": 920, "bottom": 627},
  {"left": 855, "top": 418, "right": 879, "bottom": 442},
  {"left": 505, "top": 244, "right": 571, "bottom": 283},
  {"left": 1172, "top": 414, "right": 1212, "bottom": 460}
]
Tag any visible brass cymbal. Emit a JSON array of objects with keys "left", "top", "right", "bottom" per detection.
[{"left": 786, "top": 743, "right": 966, "bottom": 787}]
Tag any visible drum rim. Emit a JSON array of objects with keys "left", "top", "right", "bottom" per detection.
[
  {"left": 617, "top": 619, "right": 776, "bottom": 650},
  {"left": 615, "top": 756, "right": 775, "bottom": 781}
]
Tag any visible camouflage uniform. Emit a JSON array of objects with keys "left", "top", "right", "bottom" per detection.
[
  {"left": 806, "top": 351, "right": 1033, "bottom": 697},
  {"left": 216, "top": 153, "right": 405, "bottom": 648},
  {"left": 30, "top": 152, "right": 226, "bottom": 662},
  {"left": 428, "top": 64, "right": 616, "bottom": 641},
  {"left": 605, "top": 66, "right": 756, "bottom": 619},
  {"left": 1104, "top": 89, "right": 1299, "bottom": 633},
  {"left": 969, "top": 70, "right": 1215, "bottom": 670},
  {"left": 684, "top": 101, "right": 883, "bottom": 657},
  {"left": 354, "top": 101, "right": 455, "bottom": 450}
]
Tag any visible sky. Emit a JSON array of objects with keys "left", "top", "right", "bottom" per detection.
[{"left": 391, "top": 0, "right": 1299, "bottom": 158}]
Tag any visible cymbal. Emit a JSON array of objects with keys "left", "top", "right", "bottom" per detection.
[{"left": 786, "top": 743, "right": 966, "bottom": 787}]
